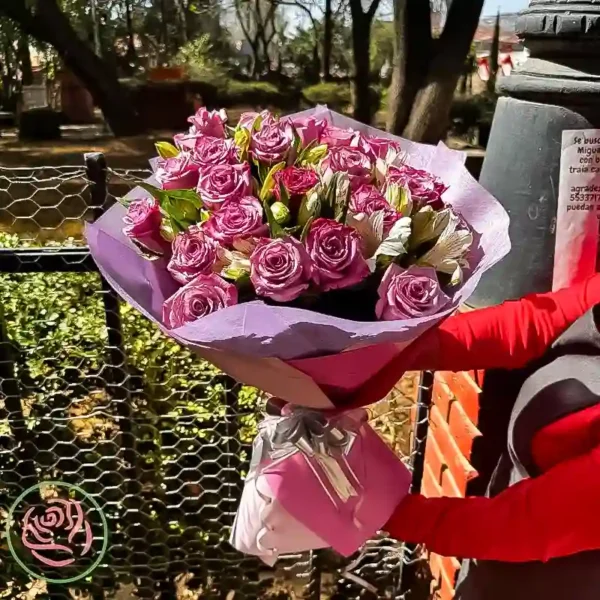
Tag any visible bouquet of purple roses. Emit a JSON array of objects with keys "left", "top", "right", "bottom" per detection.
[
  {"left": 119, "top": 107, "right": 478, "bottom": 327},
  {"left": 87, "top": 106, "right": 510, "bottom": 409}
]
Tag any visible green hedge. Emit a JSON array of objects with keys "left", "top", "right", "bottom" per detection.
[
  {"left": 0, "top": 232, "right": 261, "bottom": 596},
  {"left": 303, "top": 82, "right": 351, "bottom": 111},
  {"left": 303, "top": 82, "right": 383, "bottom": 118}
]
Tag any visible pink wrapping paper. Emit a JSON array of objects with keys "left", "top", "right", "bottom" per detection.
[
  {"left": 230, "top": 474, "right": 328, "bottom": 565},
  {"left": 232, "top": 408, "right": 412, "bottom": 559}
]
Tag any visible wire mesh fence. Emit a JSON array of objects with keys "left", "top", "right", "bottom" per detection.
[{"left": 0, "top": 161, "right": 432, "bottom": 600}]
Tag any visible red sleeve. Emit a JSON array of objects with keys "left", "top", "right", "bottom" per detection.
[
  {"left": 349, "top": 274, "right": 600, "bottom": 408},
  {"left": 385, "top": 445, "right": 600, "bottom": 563}
]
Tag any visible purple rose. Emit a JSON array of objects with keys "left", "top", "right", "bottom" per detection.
[
  {"left": 250, "top": 237, "right": 313, "bottom": 302},
  {"left": 163, "top": 274, "right": 237, "bottom": 328},
  {"left": 190, "top": 137, "right": 239, "bottom": 168},
  {"left": 123, "top": 197, "right": 169, "bottom": 255},
  {"left": 167, "top": 227, "right": 220, "bottom": 284},
  {"left": 306, "top": 218, "right": 369, "bottom": 291},
  {"left": 188, "top": 107, "right": 227, "bottom": 138},
  {"left": 274, "top": 166, "right": 319, "bottom": 200},
  {"left": 204, "top": 196, "right": 265, "bottom": 246},
  {"left": 155, "top": 153, "right": 200, "bottom": 190},
  {"left": 238, "top": 111, "right": 261, "bottom": 130},
  {"left": 321, "top": 147, "right": 372, "bottom": 187},
  {"left": 375, "top": 264, "right": 450, "bottom": 321},
  {"left": 388, "top": 164, "right": 448, "bottom": 209},
  {"left": 197, "top": 163, "right": 252, "bottom": 211},
  {"left": 250, "top": 114, "right": 295, "bottom": 164},
  {"left": 365, "top": 136, "right": 401, "bottom": 160},
  {"left": 321, "top": 125, "right": 359, "bottom": 148},
  {"left": 350, "top": 185, "right": 401, "bottom": 235},
  {"left": 288, "top": 116, "right": 327, "bottom": 146}
]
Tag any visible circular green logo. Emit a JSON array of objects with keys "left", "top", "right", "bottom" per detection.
[{"left": 6, "top": 481, "right": 108, "bottom": 584}]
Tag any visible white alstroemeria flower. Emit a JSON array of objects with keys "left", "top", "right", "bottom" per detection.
[
  {"left": 410, "top": 206, "right": 452, "bottom": 249},
  {"left": 374, "top": 217, "right": 412, "bottom": 261},
  {"left": 416, "top": 212, "right": 473, "bottom": 285}
]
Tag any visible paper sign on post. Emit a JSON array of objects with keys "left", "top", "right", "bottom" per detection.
[{"left": 553, "top": 130, "right": 600, "bottom": 291}]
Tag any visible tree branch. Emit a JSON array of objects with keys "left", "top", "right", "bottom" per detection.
[{"left": 366, "top": 0, "right": 382, "bottom": 21}]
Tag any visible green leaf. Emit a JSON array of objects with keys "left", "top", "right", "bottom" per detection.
[
  {"left": 259, "top": 162, "right": 286, "bottom": 202},
  {"left": 300, "top": 216, "right": 314, "bottom": 242},
  {"left": 118, "top": 196, "right": 132, "bottom": 208},
  {"left": 234, "top": 127, "right": 251, "bottom": 161},
  {"left": 293, "top": 129, "right": 302, "bottom": 153},
  {"left": 334, "top": 173, "right": 351, "bottom": 224},
  {"left": 295, "top": 140, "right": 316, "bottom": 165},
  {"left": 298, "top": 190, "right": 322, "bottom": 227},
  {"left": 300, "top": 144, "right": 328, "bottom": 166},
  {"left": 155, "top": 141, "right": 180, "bottom": 159},
  {"left": 169, "top": 216, "right": 185, "bottom": 235},
  {"left": 386, "top": 183, "right": 413, "bottom": 216},
  {"left": 278, "top": 181, "right": 290, "bottom": 207},
  {"left": 252, "top": 114, "right": 264, "bottom": 132},
  {"left": 284, "top": 225, "right": 302, "bottom": 236},
  {"left": 262, "top": 199, "right": 287, "bottom": 238},
  {"left": 165, "top": 188, "right": 203, "bottom": 209},
  {"left": 321, "top": 172, "right": 340, "bottom": 219},
  {"left": 137, "top": 182, "right": 202, "bottom": 226},
  {"left": 257, "top": 162, "right": 270, "bottom": 186}
]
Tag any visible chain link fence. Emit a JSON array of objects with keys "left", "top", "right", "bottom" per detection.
[{"left": 0, "top": 161, "right": 432, "bottom": 600}]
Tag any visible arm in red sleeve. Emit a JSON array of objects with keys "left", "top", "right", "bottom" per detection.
[
  {"left": 350, "top": 275, "right": 600, "bottom": 408},
  {"left": 385, "top": 444, "right": 600, "bottom": 563}
]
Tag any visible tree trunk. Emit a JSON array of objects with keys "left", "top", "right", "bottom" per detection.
[
  {"left": 386, "top": 0, "right": 431, "bottom": 134},
  {"left": 351, "top": 24, "right": 371, "bottom": 123},
  {"left": 1, "top": 0, "right": 143, "bottom": 136},
  {"left": 18, "top": 32, "right": 33, "bottom": 86},
  {"left": 403, "top": 0, "right": 483, "bottom": 142},
  {"left": 159, "top": 0, "right": 169, "bottom": 53},
  {"left": 487, "top": 11, "right": 500, "bottom": 94},
  {"left": 311, "top": 42, "right": 320, "bottom": 83},
  {"left": 387, "top": 0, "right": 483, "bottom": 142},
  {"left": 322, "top": 0, "right": 333, "bottom": 81},
  {"left": 174, "top": 0, "right": 188, "bottom": 47},
  {"left": 124, "top": 0, "right": 137, "bottom": 63}
]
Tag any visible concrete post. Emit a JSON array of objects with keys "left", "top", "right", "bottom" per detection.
[{"left": 469, "top": 0, "right": 600, "bottom": 307}]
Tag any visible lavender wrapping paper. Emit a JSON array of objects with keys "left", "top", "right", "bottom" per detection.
[{"left": 86, "top": 107, "right": 511, "bottom": 406}]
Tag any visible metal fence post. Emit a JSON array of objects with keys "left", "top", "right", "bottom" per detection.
[
  {"left": 0, "top": 305, "right": 37, "bottom": 491},
  {"left": 397, "top": 370, "right": 434, "bottom": 599},
  {"left": 85, "top": 152, "right": 144, "bottom": 583}
]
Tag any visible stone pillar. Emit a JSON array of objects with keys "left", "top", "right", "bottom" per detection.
[{"left": 469, "top": 0, "right": 600, "bottom": 307}]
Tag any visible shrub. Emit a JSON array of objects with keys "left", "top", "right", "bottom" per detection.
[
  {"left": 303, "top": 82, "right": 382, "bottom": 120},
  {"left": 0, "top": 232, "right": 262, "bottom": 596},
  {"left": 450, "top": 94, "right": 498, "bottom": 138},
  {"left": 222, "top": 80, "right": 288, "bottom": 109},
  {"left": 18, "top": 108, "right": 61, "bottom": 141},
  {"left": 303, "top": 82, "right": 351, "bottom": 111}
]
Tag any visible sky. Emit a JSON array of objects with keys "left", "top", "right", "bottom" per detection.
[{"left": 483, "top": 0, "right": 529, "bottom": 15}]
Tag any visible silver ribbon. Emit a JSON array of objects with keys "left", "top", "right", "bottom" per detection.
[{"left": 247, "top": 408, "right": 363, "bottom": 506}]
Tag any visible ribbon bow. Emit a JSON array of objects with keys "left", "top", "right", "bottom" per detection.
[{"left": 248, "top": 408, "right": 363, "bottom": 505}]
